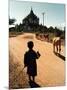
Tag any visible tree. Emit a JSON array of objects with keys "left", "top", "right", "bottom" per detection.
[
  {"left": 43, "top": 26, "right": 48, "bottom": 33},
  {"left": 48, "top": 26, "right": 54, "bottom": 33},
  {"left": 9, "top": 18, "right": 16, "bottom": 25},
  {"left": 9, "top": 18, "right": 16, "bottom": 32},
  {"left": 54, "top": 27, "right": 62, "bottom": 37}
]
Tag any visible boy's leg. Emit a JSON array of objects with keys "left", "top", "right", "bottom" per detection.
[
  {"left": 28, "top": 75, "right": 31, "bottom": 81},
  {"left": 32, "top": 76, "right": 35, "bottom": 82}
]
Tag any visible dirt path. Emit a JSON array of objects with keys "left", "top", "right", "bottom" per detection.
[{"left": 9, "top": 33, "right": 65, "bottom": 88}]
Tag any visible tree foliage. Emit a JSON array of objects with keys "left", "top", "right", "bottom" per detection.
[{"left": 9, "top": 18, "right": 16, "bottom": 25}]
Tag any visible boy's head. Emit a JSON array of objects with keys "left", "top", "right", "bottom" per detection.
[{"left": 27, "top": 41, "right": 34, "bottom": 49}]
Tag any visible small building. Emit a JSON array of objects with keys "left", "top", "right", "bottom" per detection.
[{"left": 22, "top": 8, "right": 39, "bottom": 32}]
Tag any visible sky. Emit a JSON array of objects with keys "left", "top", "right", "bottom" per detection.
[{"left": 9, "top": 0, "right": 65, "bottom": 29}]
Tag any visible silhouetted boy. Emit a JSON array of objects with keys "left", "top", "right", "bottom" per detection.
[{"left": 24, "top": 41, "right": 40, "bottom": 82}]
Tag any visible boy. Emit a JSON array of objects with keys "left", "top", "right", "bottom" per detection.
[{"left": 24, "top": 41, "right": 40, "bottom": 82}]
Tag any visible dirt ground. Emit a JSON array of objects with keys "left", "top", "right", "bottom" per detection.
[{"left": 9, "top": 33, "right": 65, "bottom": 89}]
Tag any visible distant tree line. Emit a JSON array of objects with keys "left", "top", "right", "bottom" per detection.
[{"left": 9, "top": 18, "right": 65, "bottom": 39}]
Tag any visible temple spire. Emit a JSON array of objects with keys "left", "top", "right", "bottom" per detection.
[
  {"left": 31, "top": 6, "right": 32, "bottom": 11},
  {"left": 30, "top": 6, "right": 33, "bottom": 14}
]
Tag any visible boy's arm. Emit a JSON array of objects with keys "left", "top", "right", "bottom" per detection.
[{"left": 36, "top": 51, "right": 41, "bottom": 59}]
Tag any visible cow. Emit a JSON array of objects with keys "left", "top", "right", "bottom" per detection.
[
  {"left": 36, "top": 33, "right": 49, "bottom": 42},
  {"left": 53, "top": 37, "right": 61, "bottom": 53},
  {"left": 44, "top": 34, "right": 49, "bottom": 42}
]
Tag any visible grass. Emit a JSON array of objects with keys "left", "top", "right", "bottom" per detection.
[{"left": 9, "top": 53, "right": 30, "bottom": 89}]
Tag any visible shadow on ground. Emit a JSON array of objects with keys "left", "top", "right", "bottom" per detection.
[
  {"left": 54, "top": 52, "right": 65, "bottom": 61},
  {"left": 29, "top": 81, "right": 40, "bottom": 88}
]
